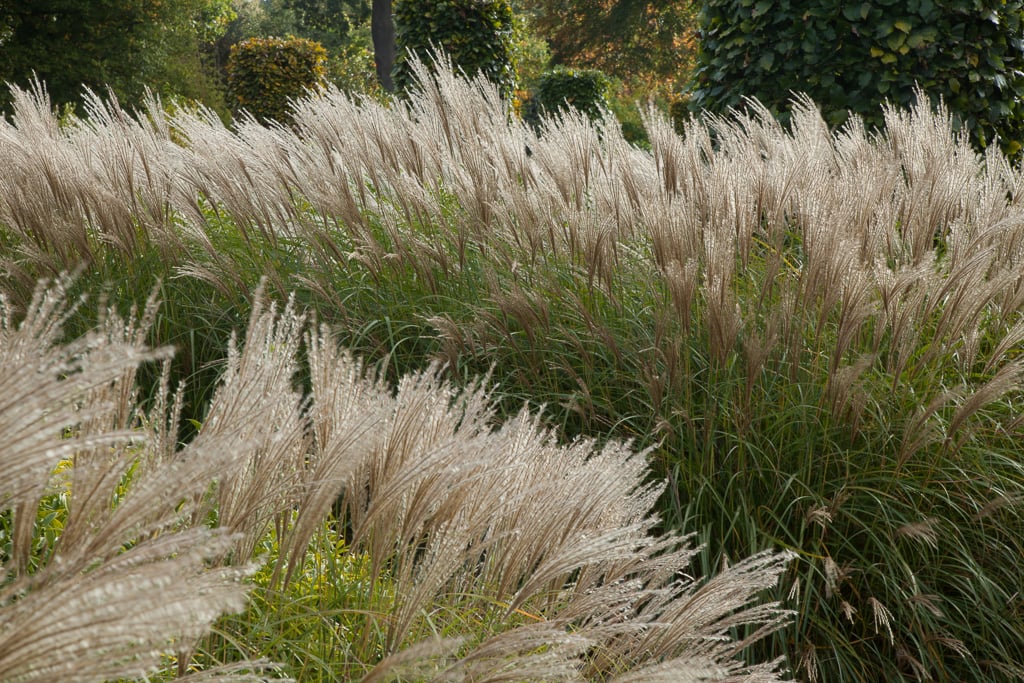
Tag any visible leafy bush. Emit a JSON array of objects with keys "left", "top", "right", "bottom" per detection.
[
  {"left": 0, "top": 0, "right": 235, "bottom": 114},
  {"left": 669, "top": 95, "right": 690, "bottom": 134},
  {"left": 325, "top": 41, "right": 385, "bottom": 99},
  {"left": 527, "top": 65, "right": 611, "bottom": 124},
  {"left": 689, "top": 0, "right": 1024, "bottom": 155},
  {"left": 227, "top": 35, "right": 328, "bottom": 124},
  {"left": 392, "top": 0, "right": 515, "bottom": 98}
]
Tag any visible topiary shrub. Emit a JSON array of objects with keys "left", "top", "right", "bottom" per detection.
[
  {"left": 688, "top": 0, "right": 1024, "bottom": 156},
  {"left": 392, "top": 0, "right": 515, "bottom": 99},
  {"left": 527, "top": 65, "right": 611, "bottom": 125},
  {"left": 669, "top": 94, "right": 690, "bottom": 135},
  {"left": 227, "top": 36, "right": 328, "bottom": 125}
]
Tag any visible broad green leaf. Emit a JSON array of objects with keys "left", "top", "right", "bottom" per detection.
[
  {"left": 886, "top": 32, "right": 906, "bottom": 50},
  {"left": 905, "top": 31, "right": 933, "bottom": 49}
]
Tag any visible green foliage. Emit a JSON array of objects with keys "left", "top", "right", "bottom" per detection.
[
  {"left": 211, "top": 0, "right": 382, "bottom": 107},
  {"left": 518, "top": 0, "right": 697, "bottom": 92},
  {"left": 199, "top": 520, "right": 394, "bottom": 681},
  {"left": 226, "top": 36, "right": 328, "bottom": 124},
  {"left": 0, "top": 0, "right": 235, "bottom": 114},
  {"left": 283, "top": 0, "right": 353, "bottom": 50},
  {"left": 392, "top": 0, "right": 515, "bottom": 98},
  {"left": 248, "top": 0, "right": 370, "bottom": 52},
  {"left": 669, "top": 95, "right": 690, "bottom": 134},
  {"left": 527, "top": 65, "right": 611, "bottom": 124},
  {"left": 509, "top": 7, "right": 551, "bottom": 91},
  {"left": 689, "top": 0, "right": 1024, "bottom": 156},
  {"left": 0, "top": 462, "right": 69, "bottom": 575},
  {"left": 192, "top": 0, "right": 237, "bottom": 42},
  {"left": 605, "top": 76, "right": 656, "bottom": 148},
  {"left": 318, "top": 21, "right": 387, "bottom": 98}
]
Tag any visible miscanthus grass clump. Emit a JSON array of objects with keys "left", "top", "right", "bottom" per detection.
[
  {"left": 4, "top": 54, "right": 1024, "bottom": 680},
  {"left": 0, "top": 277, "right": 272, "bottom": 682},
  {"left": 0, "top": 277, "right": 794, "bottom": 682}
]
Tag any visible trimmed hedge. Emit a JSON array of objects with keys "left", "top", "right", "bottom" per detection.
[
  {"left": 393, "top": 0, "right": 515, "bottom": 99},
  {"left": 528, "top": 66, "right": 611, "bottom": 124},
  {"left": 688, "top": 0, "right": 1024, "bottom": 155},
  {"left": 227, "top": 36, "right": 328, "bottom": 124}
]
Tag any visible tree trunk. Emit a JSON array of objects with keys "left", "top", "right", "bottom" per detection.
[{"left": 371, "top": 0, "right": 395, "bottom": 91}]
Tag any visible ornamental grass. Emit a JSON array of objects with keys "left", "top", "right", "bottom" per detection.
[
  {"left": 3, "top": 54, "right": 1024, "bottom": 680},
  {"left": 0, "top": 280, "right": 792, "bottom": 681}
]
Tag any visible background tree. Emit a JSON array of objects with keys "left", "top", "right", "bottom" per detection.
[
  {"left": 214, "top": 0, "right": 379, "bottom": 98},
  {"left": 512, "top": 0, "right": 697, "bottom": 146},
  {"left": 371, "top": 0, "right": 396, "bottom": 91},
  {"left": 239, "top": 0, "right": 368, "bottom": 52},
  {"left": 508, "top": 6, "right": 551, "bottom": 92},
  {"left": 688, "top": 0, "right": 1024, "bottom": 156},
  {"left": 285, "top": 0, "right": 364, "bottom": 51},
  {"left": 518, "top": 0, "right": 697, "bottom": 96},
  {"left": 0, "top": 0, "right": 235, "bottom": 114}
]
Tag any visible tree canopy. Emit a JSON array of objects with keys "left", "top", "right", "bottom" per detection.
[
  {"left": 0, "top": 0, "right": 235, "bottom": 112},
  {"left": 518, "top": 0, "right": 697, "bottom": 92}
]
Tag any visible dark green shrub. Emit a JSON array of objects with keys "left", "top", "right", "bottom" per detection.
[
  {"left": 227, "top": 36, "right": 328, "bottom": 124},
  {"left": 392, "top": 0, "right": 515, "bottom": 98},
  {"left": 669, "top": 95, "right": 690, "bottom": 134},
  {"left": 609, "top": 100, "right": 649, "bottom": 148},
  {"left": 688, "top": 0, "right": 1024, "bottom": 155},
  {"left": 0, "top": 0, "right": 235, "bottom": 115},
  {"left": 527, "top": 66, "right": 611, "bottom": 124}
]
